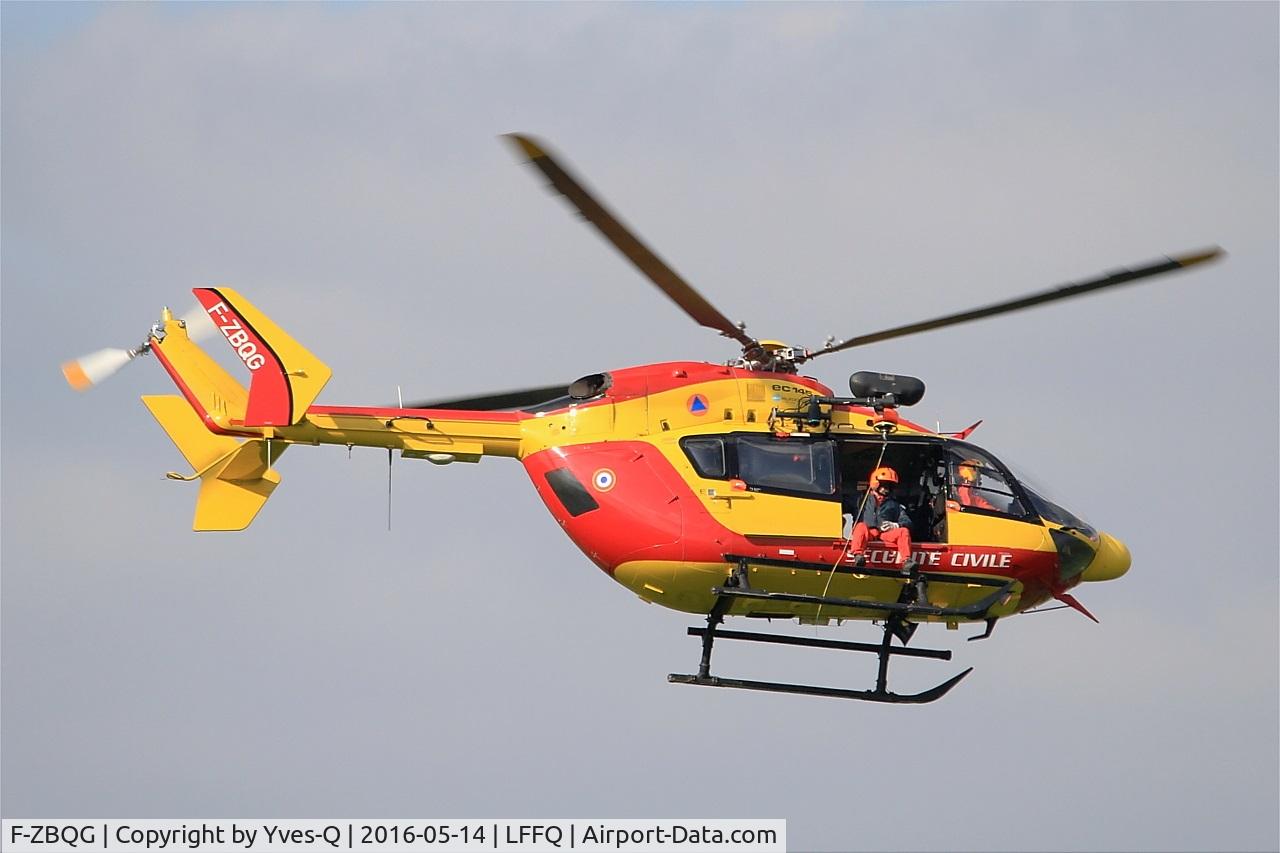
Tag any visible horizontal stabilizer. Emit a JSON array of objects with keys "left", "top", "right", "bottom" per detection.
[
  {"left": 142, "top": 394, "right": 286, "bottom": 531},
  {"left": 143, "top": 395, "right": 240, "bottom": 474}
]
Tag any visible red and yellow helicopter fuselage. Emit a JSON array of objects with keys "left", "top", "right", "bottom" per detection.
[{"left": 141, "top": 287, "right": 1129, "bottom": 630}]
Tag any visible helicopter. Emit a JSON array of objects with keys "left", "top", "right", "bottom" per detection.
[{"left": 62, "top": 134, "right": 1222, "bottom": 704}]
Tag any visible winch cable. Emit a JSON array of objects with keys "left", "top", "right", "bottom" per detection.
[{"left": 815, "top": 436, "right": 888, "bottom": 624}]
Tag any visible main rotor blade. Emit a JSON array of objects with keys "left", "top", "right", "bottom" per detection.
[
  {"left": 401, "top": 383, "right": 570, "bottom": 412},
  {"left": 505, "top": 134, "right": 756, "bottom": 350},
  {"left": 803, "top": 248, "right": 1223, "bottom": 360}
]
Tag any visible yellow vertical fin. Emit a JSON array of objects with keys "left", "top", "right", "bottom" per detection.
[{"left": 193, "top": 287, "right": 332, "bottom": 427}]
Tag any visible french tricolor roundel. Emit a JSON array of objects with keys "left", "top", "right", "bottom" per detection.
[
  {"left": 687, "top": 393, "right": 709, "bottom": 415},
  {"left": 592, "top": 468, "right": 616, "bottom": 492}
]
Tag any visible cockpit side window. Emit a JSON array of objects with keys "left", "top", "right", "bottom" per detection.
[{"left": 946, "top": 444, "right": 1030, "bottom": 519}]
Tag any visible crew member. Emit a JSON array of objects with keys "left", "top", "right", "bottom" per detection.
[
  {"left": 850, "top": 466, "right": 918, "bottom": 574},
  {"left": 953, "top": 457, "right": 996, "bottom": 510}
]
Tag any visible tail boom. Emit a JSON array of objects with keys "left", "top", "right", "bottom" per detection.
[{"left": 297, "top": 406, "right": 523, "bottom": 459}]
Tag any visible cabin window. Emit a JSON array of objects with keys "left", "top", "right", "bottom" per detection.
[
  {"left": 544, "top": 467, "right": 599, "bottom": 517},
  {"left": 681, "top": 434, "right": 837, "bottom": 498},
  {"left": 682, "top": 437, "right": 727, "bottom": 478},
  {"left": 736, "top": 436, "right": 836, "bottom": 496}
]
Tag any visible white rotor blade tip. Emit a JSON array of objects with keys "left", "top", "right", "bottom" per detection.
[{"left": 61, "top": 348, "right": 134, "bottom": 391}]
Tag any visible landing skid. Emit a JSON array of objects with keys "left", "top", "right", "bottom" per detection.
[
  {"left": 667, "top": 565, "right": 1010, "bottom": 704},
  {"left": 668, "top": 626, "right": 972, "bottom": 703},
  {"left": 668, "top": 670, "right": 972, "bottom": 704}
]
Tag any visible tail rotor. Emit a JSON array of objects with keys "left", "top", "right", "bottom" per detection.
[
  {"left": 61, "top": 347, "right": 145, "bottom": 391},
  {"left": 60, "top": 303, "right": 216, "bottom": 391}
]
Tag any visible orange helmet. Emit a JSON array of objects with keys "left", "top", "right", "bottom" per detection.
[
  {"left": 869, "top": 466, "right": 900, "bottom": 490},
  {"left": 956, "top": 458, "right": 981, "bottom": 485}
]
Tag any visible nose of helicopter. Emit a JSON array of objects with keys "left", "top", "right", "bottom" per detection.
[{"left": 1079, "top": 532, "right": 1131, "bottom": 582}]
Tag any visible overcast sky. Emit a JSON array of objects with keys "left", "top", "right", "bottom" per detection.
[{"left": 3, "top": 3, "right": 1277, "bottom": 851}]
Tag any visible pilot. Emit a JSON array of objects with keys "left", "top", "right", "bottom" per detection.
[
  {"left": 953, "top": 457, "right": 996, "bottom": 511},
  {"left": 850, "top": 466, "right": 918, "bottom": 574}
]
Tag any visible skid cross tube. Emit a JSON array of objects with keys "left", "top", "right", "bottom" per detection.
[{"left": 683, "top": 627, "right": 952, "bottom": 660}]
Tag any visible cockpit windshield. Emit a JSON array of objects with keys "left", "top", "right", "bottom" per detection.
[
  {"left": 984, "top": 450, "right": 1098, "bottom": 537},
  {"left": 1021, "top": 487, "right": 1097, "bottom": 537}
]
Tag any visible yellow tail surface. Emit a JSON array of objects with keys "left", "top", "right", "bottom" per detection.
[
  {"left": 192, "top": 286, "right": 331, "bottom": 427},
  {"left": 141, "top": 288, "right": 332, "bottom": 530},
  {"left": 143, "top": 395, "right": 285, "bottom": 531},
  {"left": 150, "top": 316, "right": 251, "bottom": 432},
  {"left": 142, "top": 287, "right": 522, "bottom": 531}
]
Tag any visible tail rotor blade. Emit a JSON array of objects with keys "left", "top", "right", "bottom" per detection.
[
  {"left": 61, "top": 347, "right": 137, "bottom": 391},
  {"left": 62, "top": 301, "right": 218, "bottom": 393}
]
